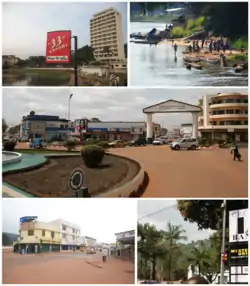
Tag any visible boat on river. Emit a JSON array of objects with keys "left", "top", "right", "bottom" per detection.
[{"left": 183, "top": 56, "right": 201, "bottom": 63}]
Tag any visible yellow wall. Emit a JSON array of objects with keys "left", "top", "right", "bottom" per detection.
[{"left": 20, "top": 229, "right": 61, "bottom": 244}]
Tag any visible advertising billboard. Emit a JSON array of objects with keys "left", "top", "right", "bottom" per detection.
[
  {"left": 229, "top": 209, "right": 248, "bottom": 243},
  {"left": 45, "top": 30, "right": 71, "bottom": 64},
  {"left": 79, "top": 119, "right": 88, "bottom": 133}
]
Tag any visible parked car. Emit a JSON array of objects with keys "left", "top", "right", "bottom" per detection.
[
  {"left": 170, "top": 138, "right": 198, "bottom": 150},
  {"left": 29, "top": 138, "right": 48, "bottom": 149},
  {"left": 153, "top": 138, "right": 165, "bottom": 145},
  {"left": 129, "top": 137, "right": 147, "bottom": 147},
  {"left": 108, "top": 140, "right": 127, "bottom": 148}
]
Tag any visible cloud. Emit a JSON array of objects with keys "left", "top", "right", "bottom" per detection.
[
  {"left": 3, "top": 87, "right": 247, "bottom": 128},
  {"left": 2, "top": 2, "right": 127, "bottom": 58}
]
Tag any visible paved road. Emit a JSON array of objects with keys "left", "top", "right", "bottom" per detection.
[
  {"left": 111, "top": 146, "right": 248, "bottom": 198},
  {"left": 3, "top": 251, "right": 134, "bottom": 284}
]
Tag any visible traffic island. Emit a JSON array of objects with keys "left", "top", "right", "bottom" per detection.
[{"left": 3, "top": 153, "right": 145, "bottom": 198}]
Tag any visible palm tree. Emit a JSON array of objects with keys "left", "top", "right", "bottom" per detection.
[
  {"left": 162, "top": 222, "right": 187, "bottom": 281},
  {"left": 189, "top": 241, "right": 211, "bottom": 275},
  {"left": 138, "top": 223, "right": 167, "bottom": 280}
]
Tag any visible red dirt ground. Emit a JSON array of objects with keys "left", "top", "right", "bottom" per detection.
[
  {"left": 111, "top": 146, "right": 248, "bottom": 198},
  {"left": 3, "top": 251, "right": 134, "bottom": 284}
]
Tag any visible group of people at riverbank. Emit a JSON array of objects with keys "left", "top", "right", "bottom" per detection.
[{"left": 186, "top": 38, "right": 232, "bottom": 54}]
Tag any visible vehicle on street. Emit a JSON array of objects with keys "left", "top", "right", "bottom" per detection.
[
  {"left": 170, "top": 138, "right": 198, "bottom": 150},
  {"left": 129, "top": 137, "right": 147, "bottom": 147},
  {"left": 153, "top": 138, "right": 165, "bottom": 145},
  {"left": 29, "top": 138, "right": 47, "bottom": 149},
  {"left": 108, "top": 140, "right": 127, "bottom": 148}
]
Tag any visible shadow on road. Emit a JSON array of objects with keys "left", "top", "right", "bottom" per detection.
[{"left": 129, "top": 171, "right": 149, "bottom": 198}]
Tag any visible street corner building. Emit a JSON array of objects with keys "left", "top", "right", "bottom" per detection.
[
  {"left": 115, "top": 230, "right": 135, "bottom": 260},
  {"left": 13, "top": 217, "right": 81, "bottom": 253}
]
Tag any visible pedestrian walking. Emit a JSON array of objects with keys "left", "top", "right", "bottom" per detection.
[
  {"left": 102, "top": 248, "right": 108, "bottom": 262},
  {"left": 231, "top": 142, "right": 242, "bottom": 161}
]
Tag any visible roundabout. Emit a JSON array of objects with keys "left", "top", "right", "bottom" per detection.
[{"left": 2, "top": 150, "right": 145, "bottom": 198}]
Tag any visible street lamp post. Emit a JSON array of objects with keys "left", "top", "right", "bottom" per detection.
[
  {"left": 68, "top": 94, "right": 73, "bottom": 132},
  {"left": 220, "top": 200, "right": 227, "bottom": 284}
]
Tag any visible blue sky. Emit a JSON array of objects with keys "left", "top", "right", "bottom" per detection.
[
  {"left": 138, "top": 200, "right": 215, "bottom": 243},
  {"left": 2, "top": 2, "right": 127, "bottom": 58}
]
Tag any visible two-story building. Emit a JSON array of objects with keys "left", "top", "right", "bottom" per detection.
[
  {"left": 14, "top": 216, "right": 61, "bottom": 253},
  {"left": 115, "top": 230, "right": 135, "bottom": 259},
  {"left": 49, "top": 219, "right": 81, "bottom": 250},
  {"left": 20, "top": 114, "right": 74, "bottom": 141},
  {"left": 81, "top": 236, "right": 97, "bottom": 246}
]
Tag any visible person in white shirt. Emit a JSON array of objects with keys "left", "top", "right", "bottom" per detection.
[{"left": 102, "top": 248, "right": 108, "bottom": 262}]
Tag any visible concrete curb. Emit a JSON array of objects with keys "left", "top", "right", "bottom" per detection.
[
  {"left": 96, "top": 153, "right": 145, "bottom": 198},
  {"left": 2, "top": 151, "right": 23, "bottom": 165}
]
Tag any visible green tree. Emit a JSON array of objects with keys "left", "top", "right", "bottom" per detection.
[
  {"left": 161, "top": 222, "right": 187, "bottom": 281},
  {"left": 177, "top": 200, "right": 248, "bottom": 230},
  {"left": 138, "top": 223, "right": 167, "bottom": 280},
  {"left": 89, "top": 117, "right": 101, "bottom": 122},
  {"left": 2, "top": 118, "right": 8, "bottom": 133}
]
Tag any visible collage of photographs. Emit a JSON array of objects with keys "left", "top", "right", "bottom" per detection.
[{"left": 1, "top": 1, "right": 249, "bottom": 285}]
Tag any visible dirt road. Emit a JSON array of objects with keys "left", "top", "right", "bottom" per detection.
[
  {"left": 3, "top": 251, "right": 134, "bottom": 284},
  {"left": 111, "top": 146, "right": 248, "bottom": 198}
]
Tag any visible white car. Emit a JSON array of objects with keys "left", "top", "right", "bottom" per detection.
[{"left": 153, "top": 138, "right": 164, "bottom": 145}]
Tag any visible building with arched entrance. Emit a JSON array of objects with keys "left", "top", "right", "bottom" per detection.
[{"left": 198, "top": 93, "right": 248, "bottom": 142}]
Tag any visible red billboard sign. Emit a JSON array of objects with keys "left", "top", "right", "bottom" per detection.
[{"left": 45, "top": 30, "right": 71, "bottom": 64}]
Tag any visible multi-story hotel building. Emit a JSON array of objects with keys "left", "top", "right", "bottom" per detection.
[
  {"left": 50, "top": 219, "right": 81, "bottom": 250},
  {"left": 90, "top": 7, "right": 125, "bottom": 62},
  {"left": 198, "top": 92, "right": 248, "bottom": 142}
]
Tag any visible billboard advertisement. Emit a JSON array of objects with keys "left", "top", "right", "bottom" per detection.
[
  {"left": 79, "top": 119, "right": 88, "bottom": 133},
  {"left": 229, "top": 209, "right": 248, "bottom": 243},
  {"left": 45, "top": 30, "right": 71, "bottom": 64}
]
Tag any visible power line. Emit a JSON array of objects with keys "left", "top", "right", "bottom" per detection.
[{"left": 138, "top": 203, "right": 177, "bottom": 221}]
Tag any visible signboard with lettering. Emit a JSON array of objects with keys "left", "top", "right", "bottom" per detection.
[
  {"left": 45, "top": 30, "right": 71, "bottom": 64},
  {"left": 229, "top": 209, "right": 248, "bottom": 242}
]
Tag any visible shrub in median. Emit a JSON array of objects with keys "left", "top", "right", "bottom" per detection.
[
  {"left": 97, "top": 141, "right": 109, "bottom": 150},
  {"left": 3, "top": 140, "right": 17, "bottom": 151},
  {"left": 64, "top": 139, "right": 77, "bottom": 152},
  {"left": 81, "top": 145, "right": 105, "bottom": 168}
]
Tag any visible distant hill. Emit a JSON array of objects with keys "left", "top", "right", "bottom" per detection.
[{"left": 2, "top": 232, "right": 19, "bottom": 246}]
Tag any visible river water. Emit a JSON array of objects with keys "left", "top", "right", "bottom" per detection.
[{"left": 130, "top": 22, "right": 248, "bottom": 86}]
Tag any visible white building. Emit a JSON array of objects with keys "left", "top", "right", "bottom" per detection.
[
  {"left": 81, "top": 236, "right": 97, "bottom": 246},
  {"left": 49, "top": 219, "right": 81, "bottom": 250},
  {"left": 90, "top": 7, "right": 125, "bottom": 62},
  {"left": 198, "top": 93, "right": 248, "bottom": 142}
]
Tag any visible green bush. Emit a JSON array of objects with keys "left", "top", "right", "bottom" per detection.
[
  {"left": 231, "top": 38, "right": 248, "bottom": 50},
  {"left": 64, "top": 139, "right": 77, "bottom": 152},
  {"left": 3, "top": 140, "right": 16, "bottom": 151},
  {"left": 228, "top": 54, "right": 248, "bottom": 62},
  {"left": 81, "top": 145, "right": 105, "bottom": 168},
  {"left": 97, "top": 141, "right": 109, "bottom": 150},
  {"left": 171, "top": 26, "right": 189, "bottom": 38}
]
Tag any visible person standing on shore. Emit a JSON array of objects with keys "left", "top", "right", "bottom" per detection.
[{"left": 174, "top": 43, "right": 178, "bottom": 56}]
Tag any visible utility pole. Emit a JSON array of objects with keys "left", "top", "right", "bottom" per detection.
[
  {"left": 71, "top": 36, "right": 78, "bottom": 86},
  {"left": 220, "top": 200, "right": 227, "bottom": 284},
  {"left": 68, "top": 94, "right": 73, "bottom": 131}
]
